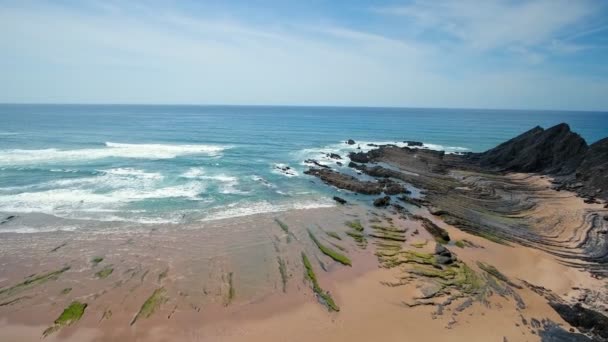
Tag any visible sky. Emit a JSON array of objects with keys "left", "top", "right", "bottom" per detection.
[{"left": 1, "top": 0, "right": 608, "bottom": 110}]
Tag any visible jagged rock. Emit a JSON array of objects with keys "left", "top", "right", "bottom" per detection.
[
  {"left": 434, "top": 244, "right": 456, "bottom": 265},
  {"left": 548, "top": 302, "right": 608, "bottom": 340},
  {"left": 336, "top": 161, "right": 343, "bottom": 166},
  {"left": 304, "top": 168, "right": 384, "bottom": 194},
  {"left": 571, "top": 137, "right": 608, "bottom": 200},
  {"left": 327, "top": 153, "right": 342, "bottom": 160},
  {"left": 373, "top": 196, "right": 391, "bottom": 207},
  {"left": 413, "top": 215, "right": 451, "bottom": 242},
  {"left": 349, "top": 152, "right": 370, "bottom": 163},
  {"left": 304, "top": 159, "right": 329, "bottom": 169},
  {"left": 470, "top": 123, "right": 588, "bottom": 175},
  {"left": 404, "top": 141, "right": 423, "bottom": 147},
  {"left": 383, "top": 182, "right": 406, "bottom": 195},
  {"left": 346, "top": 139, "right": 356, "bottom": 145},
  {"left": 333, "top": 196, "right": 347, "bottom": 205}
]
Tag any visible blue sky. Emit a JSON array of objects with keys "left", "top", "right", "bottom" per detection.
[{"left": 1, "top": 0, "right": 608, "bottom": 110}]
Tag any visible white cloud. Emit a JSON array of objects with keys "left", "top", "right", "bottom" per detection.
[
  {"left": 0, "top": 1, "right": 606, "bottom": 110},
  {"left": 376, "top": 0, "right": 596, "bottom": 51}
]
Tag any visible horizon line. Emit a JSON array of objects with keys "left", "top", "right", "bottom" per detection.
[{"left": 1, "top": 102, "right": 606, "bottom": 113}]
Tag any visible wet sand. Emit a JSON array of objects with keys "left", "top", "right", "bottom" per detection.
[{"left": 0, "top": 177, "right": 606, "bottom": 341}]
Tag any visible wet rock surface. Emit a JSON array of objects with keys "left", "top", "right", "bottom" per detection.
[
  {"left": 373, "top": 196, "right": 391, "bottom": 207},
  {"left": 303, "top": 125, "right": 608, "bottom": 337}
]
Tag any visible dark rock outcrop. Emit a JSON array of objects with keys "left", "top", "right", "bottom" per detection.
[
  {"left": 569, "top": 137, "right": 608, "bottom": 200},
  {"left": 413, "top": 215, "right": 450, "bottom": 242},
  {"left": 470, "top": 123, "right": 588, "bottom": 175},
  {"left": 349, "top": 152, "right": 370, "bottom": 163},
  {"left": 548, "top": 302, "right": 608, "bottom": 340},
  {"left": 434, "top": 244, "right": 456, "bottom": 265},
  {"left": 404, "top": 141, "right": 423, "bottom": 147},
  {"left": 304, "top": 159, "right": 330, "bottom": 169},
  {"left": 346, "top": 139, "right": 356, "bottom": 145},
  {"left": 327, "top": 153, "right": 342, "bottom": 160},
  {"left": 304, "top": 168, "right": 383, "bottom": 194},
  {"left": 373, "top": 196, "right": 391, "bottom": 207},
  {"left": 333, "top": 196, "right": 347, "bottom": 205}
]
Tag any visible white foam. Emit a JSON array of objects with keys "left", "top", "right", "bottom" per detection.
[
  {"left": 0, "top": 142, "right": 230, "bottom": 165},
  {"left": 0, "top": 172, "right": 205, "bottom": 215},
  {"left": 272, "top": 163, "right": 299, "bottom": 177},
  {"left": 295, "top": 140, "right": 470, "bottom": 165},
  {"left": 251, "top": 175, "right": 275, "bottom": 188},
  {"left": 180, "top": 168, "right": 246, "bottom": 194},
  {"left": 200, "top": 198, "right": 335, "bottom": 222}
]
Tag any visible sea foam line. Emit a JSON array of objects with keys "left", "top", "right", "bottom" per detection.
[{"left": 0, "top": 142, "right": 230, "bottom": 165}]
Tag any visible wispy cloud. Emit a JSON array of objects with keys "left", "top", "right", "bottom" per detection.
[
  {"left": 374, "top": 0, "right": 600, "bottom": 55},
  {"left": 0, "top": 0, "right": 607, "bottom": 110}
]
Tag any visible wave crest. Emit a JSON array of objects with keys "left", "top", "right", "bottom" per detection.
[{"left": 0, "top": 142, "right": 230, "bottom": 165}]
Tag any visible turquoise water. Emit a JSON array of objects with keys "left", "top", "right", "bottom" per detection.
[{"left": 0, "top": 104, "right": 606, "bottom": 230}]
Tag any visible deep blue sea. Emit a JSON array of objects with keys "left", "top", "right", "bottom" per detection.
[{"left": 0, "top": 104, "right": 606, "bottom": 231}]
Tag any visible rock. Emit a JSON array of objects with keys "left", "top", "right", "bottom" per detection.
[
  {"left": 304, "top": 168, "right": 385, "bottom": 194},
  {"left": 333, "top": 196, "right": 347, "bottom": 205},
  {"left": 434, "top": 244, "right": 457, "bottom": 264},
  {"left": 348, "top": 152, "right": 370, "bottom": 163},
  {"left": 0, "top": 215, "right": 17, "bottom": 225},
  {"left": 336, "top": 161, "right": 343, "bottom": 166},
  {"left": 373, "top": 196, "right": 391, "bottom": 207},
  {"left": 470, "top": 123, "right": 588, "bottom": 175},
  {"left": 418, "top": 283, "right": 442, "bottom": 299},
  {"left": 603, "top": 215, "right": 608, "bottom": 221},
  {"left": 404, "top": 141, "right": 423, "bottom": 147},
  {"left": 383, "top": 182, "right": 406, "bottom": 195},
  {"left": 346, "top": 139, "right": 356, "bottom": 145},
  {"left": 327, "top": 153, "right": 342, "bottom": 160},
  {"left": 413, "top": 215, "right": 451, "bottom": 242},
  {"left": 548, "top": 302, "right": 608, "bottom": 340},
  {"left": 304, "top": 159, "right": 329, "bottom": 169},
  {"left": 398, "top": 195, "right": 423, "bottom": 208}
]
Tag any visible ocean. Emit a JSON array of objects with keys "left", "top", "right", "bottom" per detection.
[{"left": 1, "top": 104, "right": 606, "bottom": 231}]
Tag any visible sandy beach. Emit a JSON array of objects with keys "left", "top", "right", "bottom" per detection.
[{"left": 1, "top": 173, "right": 606, "bottom": 341}]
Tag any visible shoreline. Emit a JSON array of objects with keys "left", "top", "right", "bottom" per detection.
[
  {"left": 1, "top": 181, "right": 606, "bottom": 341},
  {"left": 1, "top": 123, "right": 608, "bottom": 341}
]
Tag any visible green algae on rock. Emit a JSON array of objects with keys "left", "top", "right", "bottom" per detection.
[
  {"left": 301, "top": 252, "right": 339, "bottom": 312},
  {"left": 130, "top": 288, "right": 168, "bottom": 325},
  {"left": 0, "top": 266, "right": 70, "bottom": 300},
  {"left": 277, "top": 257, "right": 288, "bottom": 293},
  {"left": 43, "top": 301, "right": 87, "bottom": 337},
  {"left": 91, "top": 256, "right": 104, "bottom": 266},
  {"left": 274, "top": 218, "right": 292, "bottom": 243},
  {"left": 308, "top": 229, "right": 352, "bottom": 266},
  {"left": 224, "top": 272, "right": 235, "bottom": 306},
  {"left": 345, "top": 220, "right": 364, "bottom": 232},
  {"left": 325, "top": 231, "right": 342, "bottom": 240},
  {"left": 95, "top": 266, "right": 114, "bottom": 279}
]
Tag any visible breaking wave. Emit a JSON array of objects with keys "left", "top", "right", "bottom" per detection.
[{"left": 0, "top": 142, "right": 230, "bottom": 165}]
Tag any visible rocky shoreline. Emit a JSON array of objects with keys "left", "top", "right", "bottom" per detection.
[{"left": 304, "top": 124, "right": 608, "bottom": 341}]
